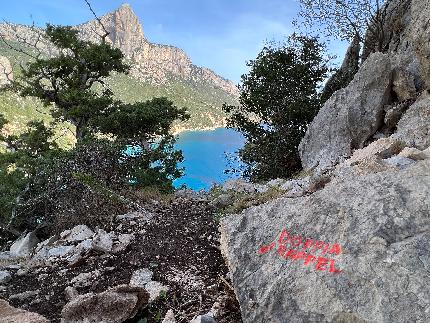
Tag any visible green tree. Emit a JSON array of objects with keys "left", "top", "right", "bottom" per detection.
[
  {"left": 0, "top": 116, "right": 62, "bottom": 233},
  {"left": 223, "top": 35, "right": 328, "bottom": 181},
  {"left": 0, "top": 23, "right": 189, "bottom": 236}
]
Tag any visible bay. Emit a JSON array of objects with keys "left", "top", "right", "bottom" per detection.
[{"left": 173, "top": 128, "right": 245, "bottom": 191}]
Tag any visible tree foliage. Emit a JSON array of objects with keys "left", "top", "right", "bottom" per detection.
[
  {"left": 223, "top": 35, "right": 328, "bottom": 181},
  {"left": 297, "top": 0, "right": 403, "bottom": 54},
  {"left": 0, "top": 24, "right": 189, "bottom": 237}
]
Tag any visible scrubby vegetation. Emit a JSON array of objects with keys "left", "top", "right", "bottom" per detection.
[{"left": 0, "top": 25, "right": 189, "bottom": 239}]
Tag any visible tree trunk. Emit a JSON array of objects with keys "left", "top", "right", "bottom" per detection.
[{"left": 74, "top": 119, "right": 88, "bottom": 142}]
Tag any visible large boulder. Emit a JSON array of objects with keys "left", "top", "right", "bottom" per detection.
[
  {"left": 10, "top": 231, "right": 39, "bottom": 257},
  {"left": 392, "top": 91, "right": 430, "bottom": 150},
  {"left": 299, "top": 53, "right": 393, "bottom": 171},
  {"left": 61, "top": 284, "right": 149, "bottom": 323},
  {"left": 0, "top": 299, "right": 49, "bottom": 323},
  {"left": 220, "top": 160, "right": 430, "bottom": 323}
]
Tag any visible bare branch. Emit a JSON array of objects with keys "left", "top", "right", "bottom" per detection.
[
  {"left": 83, "top": 0, "right": 110, "bottom": 42},
  {"left": 0, "top": 61, "right": 13, "bottom": 83}
]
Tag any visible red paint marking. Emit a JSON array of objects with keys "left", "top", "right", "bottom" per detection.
[
  {"left": 315, "top": 257, "right": 329, "bottom": 271},
  {"left": 284, "top": 248, "right": 297, "bottom": 259},
  {"left": 322, "top": 243, "right": 330, "bottom": 254},
  {"left": 328, "top": 243, "right": 342, "bottom": 255},
  {"left": 276, "top": 244, "right": 287, "bottom": 256},
  {"left": 303, "top": 239, "right": 314, "bottom": 250},
  {"left": 312, "top": 241, "right": 324, "bottom": 253},
  {"left": 293, "top": 251, "right": 307, "bottom": 261},
  {"left": 329, "top": 260, "right": 342, "bottom": 273},
  {"left": 291, "top": 236, "right": 302, "bottom": 247},
  {"left": 304, "top": 254, "right": 316, "bottom": 266},
  {"left": 258, "top": 242, "right": 276, "bottom": 255},
  {"left": 278, "top": 229, "right": 290, "bottom": 245},
  {"left": 257, "top": 228, "right": 343, "bottom": 274}
]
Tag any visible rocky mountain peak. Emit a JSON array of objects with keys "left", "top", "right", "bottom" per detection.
[
  {"left": 101, "top": 4, "right": 146, "bottom": 58},
  {"left": 77, "top": 3, "right": 146, "bottom": 59}
]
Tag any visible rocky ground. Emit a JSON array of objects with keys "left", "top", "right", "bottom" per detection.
[{"left": 0, "top": 197, "right": 242, "bottom": 323}]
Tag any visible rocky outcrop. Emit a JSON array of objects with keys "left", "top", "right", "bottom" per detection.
[
  {"left": 299, "top": 52, "right": 394, "bottom": 171},
  {"left": 0, "top": 299, "right": 49, "bottom": 323},
  {"left": 221, "top": 2, "right": 430, "bottom": 322},
  {"left": 404, "top": 0, "right": 430, "bottom": 87},
  {"left": 221, "top": 158, "right": 430, "bottom": 323},
  {"left": 302, "top": 0, "right": 430, "bottom": 173}
]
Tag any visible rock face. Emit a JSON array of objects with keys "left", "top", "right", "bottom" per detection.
[
  {"left": 0, "top": 5, "right": 237, "bottom": 97},
  {"left": 299, "top": 53, "right": 393, "bottom": 171},
  {"left": 300, "top": 0, "right": 430, "bottom": 172},
  {"left": 407, "top": 0, "right": 430, "bottom": 87},
  {"left": 392, "top": 91, "right": 430, "bottom": 150},
  {"left": 221, "top": 159, "right": 430, "bottom": 323},
  {"left": 0, "top": 299, "right": 49, "bottom": 323}
]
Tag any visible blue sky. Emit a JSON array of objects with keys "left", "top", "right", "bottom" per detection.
[{"left": 1, "top": 0, "right": 347, "bottom": 83}]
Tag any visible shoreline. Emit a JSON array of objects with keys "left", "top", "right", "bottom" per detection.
[{"left": 171, "top": 125, "right": 227, "bottom": 136}]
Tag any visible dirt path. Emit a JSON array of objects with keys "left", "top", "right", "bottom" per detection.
[{"left": 1, "top": 197, "right": 242, "bottom": 323}]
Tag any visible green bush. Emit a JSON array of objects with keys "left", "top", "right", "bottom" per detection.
[{"left": 223, "top": 35, "right": 328, "bottom": 181}]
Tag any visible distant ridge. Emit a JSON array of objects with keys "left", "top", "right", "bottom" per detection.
[
  {"left": 77, "top": 4, "right": 239, "bottom": 96},
  {"left": 0, "top": 4, "right": 239, "bottom": 135}
]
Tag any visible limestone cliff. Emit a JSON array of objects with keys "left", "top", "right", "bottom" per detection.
[{"left": 76, "top": 4, "right": 238, "bottom": 96}]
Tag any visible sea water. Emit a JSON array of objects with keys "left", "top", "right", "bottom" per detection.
[{"left": 173, "top": 128, "right": 245, "bottom": 191}]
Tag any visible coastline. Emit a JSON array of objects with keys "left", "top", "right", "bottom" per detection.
[{"left": 171, "top": 125, "right": 227, "bottom": 136}]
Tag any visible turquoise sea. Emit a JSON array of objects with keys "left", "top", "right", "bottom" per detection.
[{"left": 173, "top": 128, "right": 245, "bottom": 191}]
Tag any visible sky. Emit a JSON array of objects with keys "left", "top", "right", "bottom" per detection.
[{"left": 1, "top": 0, "right": 347, "bottom": 83}]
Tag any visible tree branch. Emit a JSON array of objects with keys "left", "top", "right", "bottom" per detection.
[{"left": 83, "top": 0, "right": 110, "bottom": 42}]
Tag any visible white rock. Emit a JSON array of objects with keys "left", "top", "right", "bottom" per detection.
[
  {"left": 64, "top": 286, "right": 79, "bottom": 301},
  {"left": 129, "top": 268, "right": 153, "bottom": 287},
  {"left": 0, "top": 270, "right": 11, "bottom": 284},
  {"left": 34, "top": 235, "right": 58, "bottom": 253},
  {"left": 0, "top": 299, "right": 49, "bottom": 323},
  {"left": 190, "top": 313, "right": 217, "bottom": 323},
  {"left": 383, "top": 156, "right": 416, "bottom": 169},
  {"left": 145, "top": 281, "right": 168, "bottom": 302},
  {"left": 47, "top": 245, "right": 74, "bottom": 258},
  {"left": 399, "top": 147, "right": 430, "bottom": 160},
  {"left": 266, "top": 178, "right": 287, "bottom": 187},
  {"left": 222, "top": 179, "right": 267, "bottom": 193},
  {"left": 62, "top": 225, "right": 94, "bottom": 242},
  {"left": 0, "top": 251, "right": 12, "bottom": 261},
  {"left": 71, "top": 270, "right": 100, "bottom": 288},
  {"left": 392, "top": 93, "right": 430, "bottom": 150},
  {"left": 299, "top": 52, "right": 394, "bottom": 171},
  {"left": 10, "top": 231, "right": 39, "bottom": 257},
  {"left": 162, "top": 309, "right": 177, "bottom": 323},
  {"left": 91, "top": 229, "right": 114, "bottom": 253},
  {"left": 113, "top": 234, "right": 134, "bottom": 253}
]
